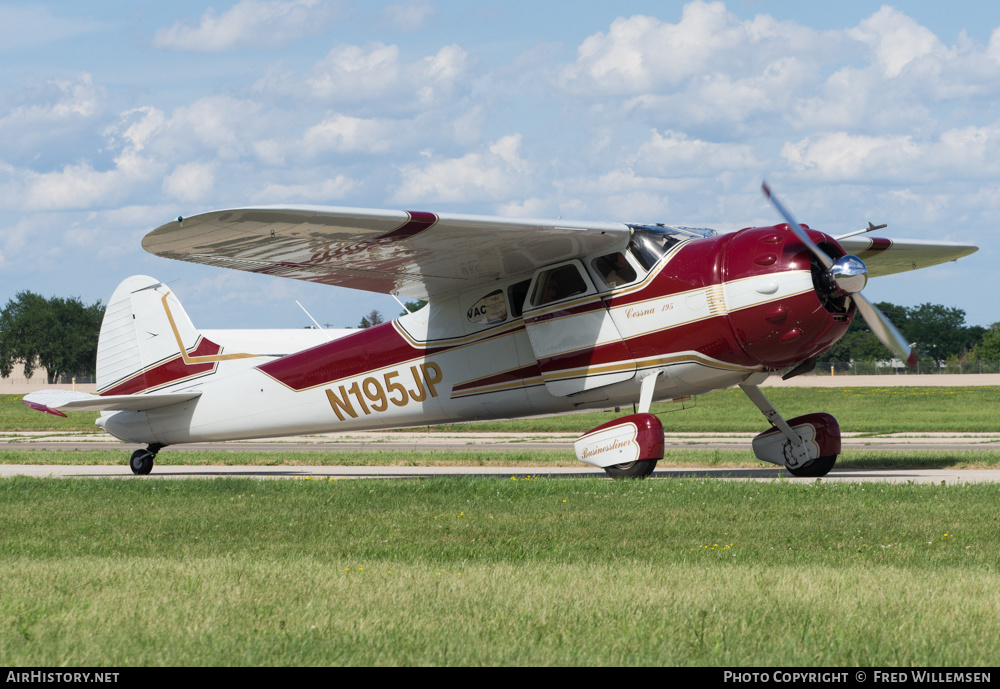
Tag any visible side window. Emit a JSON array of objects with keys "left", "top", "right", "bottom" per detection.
[
  {"left": 592, "top": 252, "right": 637, "bottom": 288},
  {"left": 507, "top": 279, "right": 531, "bottom": 318},
  {"left": 466, "top": 289, "right": 508, "bottom": 325},
  {"left": 531, "top": 264, "right": 588, "bottom": 307}
]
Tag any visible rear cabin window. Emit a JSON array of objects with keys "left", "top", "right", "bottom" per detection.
[
  {"left": 507, "top": 279, "right": 532, "bottom": 318},
  {"left": 531, "top": 264, "right": 588, "bottom": 307},
  {"left": 466, "top": 289, "right": 508, "bottom": 325}
]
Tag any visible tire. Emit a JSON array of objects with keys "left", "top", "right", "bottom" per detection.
[
  {"left": 786, "top": 454, "right": 836, "bottom": 477},
  {"left": 604, "top": 459, "right": 657, "bottom": 479},
  {"left": 129, "top": 449, "right": 155, "bottom": 475}
]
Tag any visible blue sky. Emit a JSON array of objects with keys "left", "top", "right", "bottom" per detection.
[{"left": 2, "top": 0, "right": 998, "bottom": 330}]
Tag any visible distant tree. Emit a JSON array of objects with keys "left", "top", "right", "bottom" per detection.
[
  {"left": 399, "top": 300, "right": 428, "bottom": 317},
  {"left": 357, "top": 309, "right": 385, "bottom": 329},
  {"left": 824, "top": 301, "right": 983, "bottom": 364},
  {"left": 0, "top": 291, "right": 105, "bottom": 383},
  {"left": 904, "top": 303, "right": 984, "bottom": 363},
  {"left": 824, "top": 301, "right": 902, "bottom": 362},
  {"left": 972, "top": 323, "right": 1000, "bottom": 360}
]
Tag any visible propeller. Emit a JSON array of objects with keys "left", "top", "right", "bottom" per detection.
[{"left": 761, "top": 182, "right": 916, "bottom": 367}]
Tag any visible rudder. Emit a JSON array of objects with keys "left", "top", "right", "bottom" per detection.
[{"left": 96, "top": 276, "right": 206, "bottom": 395}]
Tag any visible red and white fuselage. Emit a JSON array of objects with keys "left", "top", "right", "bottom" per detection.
[{"left": 95, "top": 224, "right": 852, "bottom": 447}]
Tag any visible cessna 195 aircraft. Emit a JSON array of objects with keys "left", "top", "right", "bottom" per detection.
[{"left": 24, "top": 184, "right": 977, "bottom": 477}]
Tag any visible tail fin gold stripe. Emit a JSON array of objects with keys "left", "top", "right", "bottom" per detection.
[{"left": 161, "top": 293, "right": 260, "bottom": 363}]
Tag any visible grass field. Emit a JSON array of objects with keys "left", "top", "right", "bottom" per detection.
[
  {"left": 4, "top": 447, "right": 1000, "bottom": 469},
  {"left": 4, "top": 388, "right": 999, "bottom": 666},
  {"left": 437, "top": 386, "right": 1000, "bottom": 433},
  {"left": 2, "top": 476, "right": 999, "bottom": 666},
  {"left": 5, "top": 386, "right": 1000, "bottom": 434}
]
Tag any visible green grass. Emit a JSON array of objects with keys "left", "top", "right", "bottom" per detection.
[
  {"left": 4, "top": 447, "right": 1000, "bottom": 469},
  {"left": 7, "top": 386, "right": 1000, "bottom": 434},
  {"left": 436, "top": 386, "right": 1000, "bottom": 433},
  {"left": 1, "top": 394, "right": 99, "bottom": 432},
  {"left": 2, "top": 477, "right": 999, "bottom": 665}
]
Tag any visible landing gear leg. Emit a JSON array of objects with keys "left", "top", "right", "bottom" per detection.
[
  {"left": 588, "top": 371, "right": 663, "bottom": 479},
  {"left": 129, "top": 444, "right": 163, "bottom": 475},
  {"left": 739, "top": 381, "right": 839, "bottom": 477}
]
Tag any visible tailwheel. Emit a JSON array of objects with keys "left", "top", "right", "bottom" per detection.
[
  {"left": 787, "top": 454, "right": 837, "bottom": 478},
  {"left": 129, "top": 445, "right": 160, "bottom": 475},
  {"left": 604, "top": 459, "right": 658, "bottom": 479}
]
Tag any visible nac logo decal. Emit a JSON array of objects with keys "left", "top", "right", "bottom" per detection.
[{"left": 325, "top": 362, "right": 443, "bottom": 421}]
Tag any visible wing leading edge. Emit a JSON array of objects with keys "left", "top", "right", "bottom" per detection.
[
  {"left": 141, "top": 206, "right": 978, "bottom": 297},
  {"left": 838, "top": 236, "right": 978, "bottom": 277},
  {"left": 142, "top": 207, "right": 630, "bottom": 300}
]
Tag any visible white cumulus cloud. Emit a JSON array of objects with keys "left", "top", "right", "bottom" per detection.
[
  {"left": 252, "top": 176, "right": 358, "bottom": 203},
  {"left": 632, "top": 130, "right": 758, "bottom": 177},
  {"left": 163, "top": 162, "right": 218, "bottom": 202},
  {"left": 152, "top": 0, "right": 344, "bottom": 52},
  {"left": 0, "top": 74, "right": 106, "bottom": 155},
  {"left": 782, "top": 123, "right": 1000, "bottom": 182},
  {"left": 560, "top": 2, "right": 825, "bottom": 95},
  {"left": 381, "top": 0, "right": 437, "bottom": 33},
  {"left": 392, "top": 134, "right": 529, "bottom": 203},
  {"left": 847, "top": 6, "right": 946, "bottom": 78},
  {"left": 303, "top": 114, "right": 393, "bottom": 154},
  {"left": 256, "top": 42, "right": 469, "bottom": 112}
]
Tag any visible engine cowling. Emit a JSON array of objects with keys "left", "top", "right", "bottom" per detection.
[{"left": 724, "top": 225, "right": 854, "bottom": 369}]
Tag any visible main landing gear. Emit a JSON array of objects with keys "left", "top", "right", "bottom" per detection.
[
  {"left": 574, "top": 372, "right": 665, "bottom": 479},
  {"left": 739, "top": 376, "right": 841, "bottom": 477},
  {"left": 129, "top": 444, "right": 163, "bottom": 475},
  {"left": 604, "top": 458, "right": 659, "bottom": 479}
]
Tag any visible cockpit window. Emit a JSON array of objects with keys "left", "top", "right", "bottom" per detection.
[
  {"left": 626, "top": 224, "right": 716, "bottom": 271},
  {"left": 531, "top": 264, "right": 588, "bottom": 306},
  {"left": 592, "top": 252, "right": 637, "bottom": 288}
]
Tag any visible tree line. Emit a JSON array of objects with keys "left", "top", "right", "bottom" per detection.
[
  {"left": 826, "top": 302, "right": 998, "bottom": 364},
  {"left": 0, "top": 293, "right": 430, "bottom": 382},
  {"left": 0, "top": 291, "right": 104, "bottom": 384}
]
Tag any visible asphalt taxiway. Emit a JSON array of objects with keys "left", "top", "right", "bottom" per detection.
[{"left": 2, "top": 428, "right": 999, "bottom": 484}]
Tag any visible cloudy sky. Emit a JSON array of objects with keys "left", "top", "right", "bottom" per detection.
[{"left": 2, "top": 0, "right": 999, "bottom": 331}]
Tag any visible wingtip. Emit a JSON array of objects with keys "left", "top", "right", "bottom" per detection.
[{"left": 22, "top": 399, "right": 67, "bottom": 418}]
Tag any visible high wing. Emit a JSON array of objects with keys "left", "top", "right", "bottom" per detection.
[
  {"left": 837, "top": 236, "right": 978, "bottom": 277},
  {"left": 142, "top": 207, "right": 630, "bottom": 299}
]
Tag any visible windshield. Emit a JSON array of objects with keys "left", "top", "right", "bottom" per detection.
[{"left": 626, "top": 225, "right": 717, "bottom": 271}]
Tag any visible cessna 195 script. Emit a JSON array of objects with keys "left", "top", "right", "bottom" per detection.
[{"left": 24, "top": 185, "right": 978, "bottom": 477}]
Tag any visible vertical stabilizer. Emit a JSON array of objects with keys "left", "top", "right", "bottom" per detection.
[{"left": 96, "top": 276, "right": 206, "bottom": 395}]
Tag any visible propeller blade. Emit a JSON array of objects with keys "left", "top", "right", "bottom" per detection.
[
  {"left": 851, "top": 293, "right": 917, "bottom": 367},
  {"left": 761, "top": 181, "right": 833, "bottom": 270},
  {"left": 761, "top": 181, "right": 916, "bottom": 368}
]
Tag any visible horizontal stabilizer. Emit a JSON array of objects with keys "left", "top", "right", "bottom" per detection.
[{"left": 23, "top": 389, "right": 201, "bottom": 416}]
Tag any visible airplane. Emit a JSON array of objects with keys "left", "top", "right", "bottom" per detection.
[{"left": 23, "top": 184, "right": 978, "bottom": 478}]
